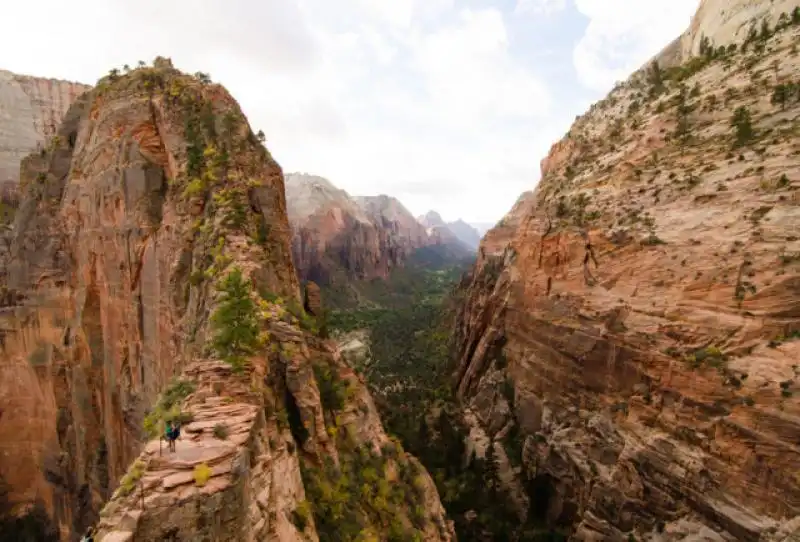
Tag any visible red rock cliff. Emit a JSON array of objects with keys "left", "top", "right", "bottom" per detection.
[
  {"left": 285, "top": 173, "right": 428, "bottom": 286},
  {"left": 454, "top": 9, "right": 800, "bottom": 542},
  {"left": 0, "top": 59, "right": 453, "bottom": 542}
]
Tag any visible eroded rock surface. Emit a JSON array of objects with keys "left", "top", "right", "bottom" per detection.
[
  {"left": 454, "top": 7, "right": 800, "bottom": 542},
  {"left": 0, "top": 59, "right": 452, "bottom": 541}
]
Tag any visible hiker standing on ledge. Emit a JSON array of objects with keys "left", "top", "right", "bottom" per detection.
[{"left": 165, "top": 420, "right": 181, "bottom": 453}]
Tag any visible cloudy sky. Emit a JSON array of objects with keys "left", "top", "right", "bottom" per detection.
[{"left": 2, "top": 0, "right": 699, "bottom": 223}]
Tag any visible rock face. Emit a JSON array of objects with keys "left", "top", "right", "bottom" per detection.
[
  {"left": 0, "top": 59, "right": 453, "bottom": 542},
  {"left": 0, "top": 69, "right": 90, "bottom": 187},
  {"left": 285, "top": 173, "right": 429, "bottom": 285},
  {"left": 419, "top": 211, "right": 481, "bottom": 251},
  {"left": 454, "top": 7, "right": 800, "bottom": 542},
  {"left": 354, "top": 194, "right": 430, "bottom": 249},
  {"left": 679, "top": 0, "right": 800, "bottom": 59}
]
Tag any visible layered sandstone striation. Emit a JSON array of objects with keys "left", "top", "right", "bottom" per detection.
[
  {"left": 454, "top": 7, "right": 800, "bottom": 542},
  {"left": 0, "top": 69, "right": 90, "bottom": 187},
  {"left": 0, "top": 59, "right": 453, "bottom": 541}
]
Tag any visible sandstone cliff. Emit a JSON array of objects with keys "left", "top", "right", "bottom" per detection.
[
  {"left": 285, "top": 173, "right": 430, "bottom": 286},
  {"left": 355, "top": 195, "right": 430, "bottom": 249},
  {"left": 0, "top": 58, "right": 453, "bottom": 542},
  {"left": 454, "top": 6, "right": 800, "bottom": 541},
  {"left": 0, "top": 69, "right": 90, "bottom": 188}
]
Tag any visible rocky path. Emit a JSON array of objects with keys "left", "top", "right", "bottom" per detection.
[{"left": 95, "top": 360, "right": 261, "bottom": 542}]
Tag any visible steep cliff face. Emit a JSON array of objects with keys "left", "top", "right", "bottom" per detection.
[
  {"left": 355, "top": 195, "right": 430, "bottom": 249},
  {"left": 454, "top": 7, "right": 800, "bottom": 542},
  {"left": 0, "top": 59, "right": 453, "bottom": 542},
  {"left": 285, "top": 173, "right": 429, "bottom": 286},
  {"left": 0, "top": 69, "right": 90, "bottom": 188},
  {"left": 419, "top": 211, "right": 480, "bottom": 251},
  {"left": 679, "top": 0, "right": 800, "bottom": 59}
]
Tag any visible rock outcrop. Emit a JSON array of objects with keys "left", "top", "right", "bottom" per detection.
[
  {"left": 419, "top": 211, "right": 480, "bottom": 251},
  {"left": 0, "top": 69, "right": 90, "bottom": 187},
  {"left": 0, "top": 59, "right": 453, "bottom": 542},
  {"left": 285, "top": 173, "right": 429, "bottom": 286},
  {"left": 454, "top": 5, "right": 800, "bottom": 542}
]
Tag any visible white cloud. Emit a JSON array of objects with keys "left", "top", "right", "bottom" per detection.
[
  {"left": 572, "top": 0, "right": 700, "bottom": 92},
  {"left": 409, "top": 9, "right": 551, "bottom": 127},
  {"left": 515, "top": 0, "right": 567, "bottom": 16},
  {"left": 0, "top": 0, "right": 699, "bottom": 223}
]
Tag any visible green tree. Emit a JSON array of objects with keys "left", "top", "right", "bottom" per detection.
[
  {"left": 699, "top": 35, "right": 713, "bottom": 58},
  {"left": 648, "top": 60, "right": 665, "bottom": 96},
  {"left": 793, "top": 7, "right": 800, "bottom": 24},
  {"left": 759, "top": 19, "right": 771, "bottom": 40},
  {"left": 210, "top": 267, "right": 260, "bottom": 370},
  {"left": 772, "top": 84, "right": 790, "bottom": 109},
  {"left": 674, "top": 84, "right": 692, "bottom": 145},
  {"left": 731, "top": 106, "right": 754, "bottom": 147}
]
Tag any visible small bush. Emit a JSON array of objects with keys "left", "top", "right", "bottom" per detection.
[
  {"left": 142, "top": 379, "right": 196, "bottom": 438},
  {"left": 193, "top": 463, "right": 212, "bottom": 486},
  {"left": 313, "top": 363, "right": 351, "bottom": 413},
  {"left": 292, "top": 500, "right": 311, "bottom": 531},
  {"left": 118, "top": 459, "right": 146, "bottom": 496},
  {"left": 212, "top": 423, "right": 229, "bottom": 440},
  {"left": 182, "top": 177, "right": 207, "bottom": 199}
]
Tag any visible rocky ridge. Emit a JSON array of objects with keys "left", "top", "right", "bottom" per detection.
[
  {"left": 285, "top": 173, "right": 429, "bottom": 286},
  {"left": 0, "top": 59, "right": 453, "bottom": 541},
  {"left": 454, "top": 4, "right": 800, "bottom": 541}
]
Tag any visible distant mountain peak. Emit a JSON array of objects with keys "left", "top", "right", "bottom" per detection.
[{"left": 419, "top": 209, "right": 481, "bottom": 251}]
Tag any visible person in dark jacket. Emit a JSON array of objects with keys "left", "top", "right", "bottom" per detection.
[{"left": 165, "top": 420, "right": 181, "bottom": 452}]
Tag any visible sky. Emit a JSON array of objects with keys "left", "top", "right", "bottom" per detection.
[{"left": 1, "top": 0, "right": 700, "bottom": 224}]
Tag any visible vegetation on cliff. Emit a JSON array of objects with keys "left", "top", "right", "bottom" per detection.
[{"left": 329, "top": 260, "right": 564, "bottom": 540}]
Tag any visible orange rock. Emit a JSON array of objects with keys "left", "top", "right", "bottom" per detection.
[{"left": 454, "top": 6, "right": 800, "bottom": 541}]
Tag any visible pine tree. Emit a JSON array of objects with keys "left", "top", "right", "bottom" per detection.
[
  {"left": 648, "top": 61, "right": 665, "bottom": 97},
  {"left": 210, "top": 267, "right": 260, "bottom": 370},
  {"left": 772, "top": 84, "right": 789, "bottom": 110},
  {"left": 674, "top": 84, "right": 692, "bottom": 145},
  {"left": 731, "top": 106, "right": 754, "bottom": 147}
]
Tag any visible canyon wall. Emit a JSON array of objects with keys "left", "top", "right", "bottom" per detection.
[
  {"left": 0, "top": 59, "right": 453, "bottom": 542},
  {"left": 454, "top": 6, "right": 800, "bottom": 542},
  {"left": 0, "top": 69, "right": 90, "bottom": 187},
  {"left": 285, "top": 173, "right": 429, "bottom": 286}
]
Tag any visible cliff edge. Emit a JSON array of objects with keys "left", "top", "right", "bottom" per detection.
[
  {"left": 455, "top": 6, "right": 800, "bottom": 541},
  {"left": 0, "top": 58, "right": 453, "bottom": 542}
]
